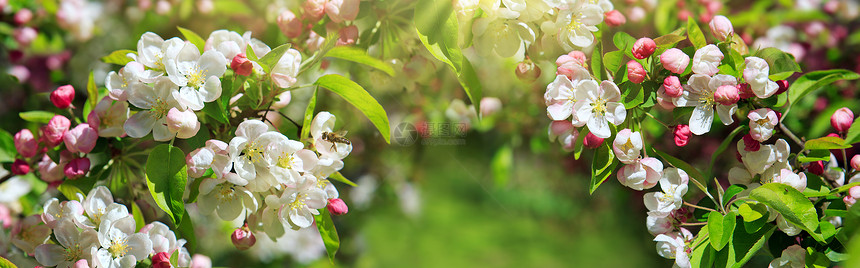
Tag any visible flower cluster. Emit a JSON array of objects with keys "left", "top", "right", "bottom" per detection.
[
  {"left": 187, "top": 114, "right": 350, "bottom": 244},
  {"left": 19, "top": 186, "right": 202, "bottom": 268}
]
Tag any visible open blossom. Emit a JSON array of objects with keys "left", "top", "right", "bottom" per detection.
[
  {"left": 229, "top": 120, "right": 284, "bottom": 186},
  {"left": 545, "top": 67, "right": 591, "bottom": 125},
  {"left": 187, "top": 140, "right": 231, "bottom": 178},
  {"left": 124, "top": 77, "right": 183, "bottom": 141},
  {"left": 473, "top": 16, "right": 535, "bottom": 58},
  {"left": 95, "top": 217, "right": 153, "bottom": 268},
  {"left": 38, "top": 154, "right": 66, "bottom": 183},
  {"left": 198, "top": 174, "right": 259, "bottom": 221},
  {"left": 660, "top": 48, "right": 690, "bottom": 74},
  {"left": 644, "top": 168, "right": 689, "bottom": 217},
  {"left": 691, "top": 44, "right": 724, "bottom": 76},
  {"left": 772, "top": 169, "right": 807, "bottom": 192},
  {"left": 618, "top": 157, "right": 663, "bottom": 190},
  {"left": 311, "top": 112, "right": 353, "bottom": 160},
  {"left": 136, "top": 32, "right": 184, "bottom": 77},
  {"left": 743, "top": 57, "right": 780, "bottom": 98},
  {"left": 41, "top": 198, "right": 84, "bottom": 228},
  {"left": 554, "top": 0, "right": 603, "bottom": 50},
  {"left": 204, "top": 30, "right": 245, "bottom": 62},
  {"left": 64, "top": 124, "right": 98, "bottom": 154},
  {"left": 613, "top": 129, "right": 642, "bottom": 164},
  {"left": 325, "top": 0, "right": 359, "bottom": 23},
  {"left": 165, "top": 43, "right": 227, "bottom": 111},
  {"left": 35, "top": 219, "right": 98, "bottom": 268},
  {"left": 11, "top": 215, "right": 51, "bottom": 253},
  {"left": 574, "top": 80, "right": 626, "bottom": 138},
  {"left": 673, "top": 74, "right": 738, "bottom": 135},
  {"left": 270, "top": 48, "right": 302, "bottom": 88},
  {"left": 273, "top": 174, "right": 327, "bottom": 228},
  {"left": 748, "top": 108, "right": 778, "bottom": 142},
  {"left": 81, "top": 186, "right": 130, "bottom": 228},
  {"left": 106, "top": 61, "right": 147, "bottom": 101},
  {"left": 87, "top": 97, "right": 130, "bottom": 138},
  {"left": 654, "top": 228, "right": 693, "bottom": 268},
  {"left": 14, "top": 129, "right": 38, "bottom": 158}
]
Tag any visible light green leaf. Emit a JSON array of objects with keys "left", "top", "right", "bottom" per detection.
[
  {"left": 314, "top": 74, "right": 391, "bottom": 144},
  {"left": 201, "top": 100, "right": 228, "bottom": 124},
  {"left": 178, "top": 209, "right": 197, "bottom": 251},
  {"left": 797, "top": 150, "right": 830, "bottom": 163},
  {"left": 145, "top": 144, "right": 187, "bottom": 224},
  {"left": 491, "top": 145, "right": 513, "bottom": 187},
  {"left": 257, "top": 44, "right": 292, "bottom": 74},
  {"left": 330, "top": 172, "right": 357, "bottom": 187},
  {"left": 315, "top": 209, "right": 340, "bottom": 263},
  {"left": 591, "top": 41, "right": 603, "bottom": 81},
  {"left": 654, "top": 33, "right": 686, "bottom": 48},
  {"left": 0, "top": 256, "right": 17, "bottom": 268},
  {"left": 177, "top": 27, "right": 205, "bottom": 53},
  {"left": 301, "top": 88, "right": 318, "bottom": 140},
  {"left": 804, "top": 136, "right": 851, "bottom": 150},
  {"left": 753, "top": 47, "right": 801, "bottom": 76},
  {"left": 131, "top": 202, "right": 145, "bottom": 231},
  {"left": 87, "top": 71, "right": 98, "bottom": 109},
  {"left": 0, "top": 130, "right": 15, "bottom": 162},
  {"left": 708, "top": 211, "right": 737, "bottom": 251},
  {"left": 750, "top": 183, "right": 819, "bottom": 232},
  {"left": 690, "top": 226, "right": 716, "bottom": 268},
  {"left": 845, "top": 117, "right": 860, "bottom": 145},
  {"left": 19, "top": 111, "right": 56, "bottom": 124},
  {"left": 714, "top": 221, "right": 776, "bottom": 268},
  {"left": 723, "top": 184, "right": 747, "bottom": 207},
  {"left": 603, "top": 50, "right": 625, "bottom": 75},
  {"left": 589, "top": 142, "right": 618, "bottom": 194},
  {"left": 101, "top": 49, "right": 136, "bottom": 66},
  {"left": 787, "top": 69, "right": 859, "bottom": 111},
  {"left": 738, "top": 202, "right": 768, "bottom": 222},
  {"left": 686, "top": 18, "right": 707, "bottom": 49},
  {"left": 326, "top": 46, "right": 395, "bottom": 76}
]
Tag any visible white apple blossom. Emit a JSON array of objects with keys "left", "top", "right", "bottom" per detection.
[
  {"left": 545, "top": 70, "right": 591, "bottom": 126},
  {"left": 473, "top": 16, "right": 536, "bottom": 58},
  {"left": 613, "top": 129, "right": 642, "bottom": 164},
  {"left": 205, "top": 30, "right": 245, "bottom": 61},
  {"left": 728, "top": 167, "right": 756, "bottom": 186},
  {"left": 311, "top": 112, "right": 353, "bottom": 160},
  {"left": 135, "top": 32, "right": 184, "bottom": 78},
  {"left": 166, "top": 107, "right": 201, "bottom": 139},
  {"left": 738, "top": 139, "right": 790, "bottom": 176},
  {"left": 691, "top": 44, "right": 724, "bottom": 76},
  {"left": 274, "top": 175, "right": 327, "bottom": 229},
  {"left": 646, "top": 214, "right": 674, "bottom": 235},
  {"left": 140, "top": 222, "right": 180, "bottom": 254},
  {"left": 197, "top": 174, "right": 259, "bottom": 221},
  {"left": 165, "top": 43, "right": 227, "bottom": 111},
  {"left": 573, "top": 80, "right": 626, "bottom": 138},
  {"left": 769, "top": 244, "right": 806, "bottom": 268},
  {"left": 654, "top": 229, "right": 693, "bottom": 268},
  {"left": 88, "top": 97, "right": 130, "bottom": 138},
  {"left": 0, "top": 176, "right": 32, "bottom": 203},
  {"left": 775, "top": 214, "right": 802, "bottom": 236},
  {"left": 35, "top": 220, "right": 98, "bottom": 268},
  {"left": 270, "top": 49, "right": 302, "bottom": 89},
  {"left": 673, "top": 74, "right": 738, "bottom": 135},
  {"left": 11, "top": 215, "right": 51, "bottom": 253},
  {"left": 743, "top": 57, "right": 780, "bottom": 98},
  {"left": 644, "top": 168, "right": 689, "bottom": 217},
  {"left": 81, "top": 186, "right": 130, "bottom": 229},
  {"left": 554, "top": 0, "right": 603, "bottom": 50},
  {"left": 771, "top": 169, "right": 807, "bottom": 192},
  {"left": 106, "top": 61, "right": 147, "bottom": 101},
  {"left": 266, "top": 137, "right": 318, "bottom": 187},
  {"left": 124, "top": 77, "right": 184, "bottom": 141},
  {"left": 41, "top": 198, "right": 85, "bottom": 228},
  {"left": 618, "top": 158, "right": 663, "bottom": 190},
  {"left": 187, "top": 140, "right": 231, "bottom": 179},
  {"left": 501, "top": 0, "right": 558, "bottom": 22},
  {"left": 95, "top": 217, "right": 153, "bottom": 268},
  {"left": 748, "top": 108, "right": 778, "bottom": 142},
  {"left": 229, "top": 120, "right": 287, "bottom": 189}
]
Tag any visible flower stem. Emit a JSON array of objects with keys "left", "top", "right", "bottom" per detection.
[
  {"left": 779, "top": 122, "right": 803, "bottom": 147},
  {"left": 684, "top": 201, "right": 717, "bottom": 213},
  {"left": 643, "top": 111, "right": 670, "bottom": 129}
]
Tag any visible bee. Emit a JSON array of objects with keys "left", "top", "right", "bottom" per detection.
[{"left": 321, "top": 130, "right": 350, "bottom": 151}]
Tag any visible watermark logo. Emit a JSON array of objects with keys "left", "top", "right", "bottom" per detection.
[
  {"left": 392, "top": 122, "right": 468, "bottom": 146},
  {"left": 392, "top": 122, "right": 418, "bottom": 146}
]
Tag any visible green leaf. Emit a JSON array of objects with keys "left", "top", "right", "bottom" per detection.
[
  {"left": 723, "top": 184, "right": 747, "bottom": 207},
  {"left": 787, "top": 69, "right": 859, "bottom": 111},
  {"left": 603, "top": 50, "right": 625, "bottom": 76},
  {"left": 620, "top": 82, "right": 644, "bottom": 108},
  {"left": 301, "top": 88, "right": 318, "bottom": 140},
  {"left": 651, "top": 147, "right": 705, "bottom": 183},
  {"left": 804, "top": 136, "right": 851, "bottom": 150},
  {"left": 708, "top": 211, "right": 737, "bottom": 250},
  {"left": 315, "top": 209, "right": 340, "bottom": 263},
  {"left": 806, "top": 247, "right": 831, "bottom": 268},
  {"left": 0, "top": 256, "right": 17, "bottom": 268},
  {"left": 589, "top": 142, "right": 618, "bottom": 194},
  {"left": 87, "top": 71, "right": 98, "bottom": 109},
  {"left": 257, "top": 43, "right": 292, "bottom": 73},
  {"left": 145, "top": 144, "right": 187, "bottom": 224},
  {"left": 326, "top": 46, "right": 395, "bottom": 76},
  {"left": 0, "top": 130, "right": 15, "bottom": 162},
  {"left": 797, "top": 150, "right": 830, "bottom": 163},
  {"left": 329, "top": 172, "right": 357, "bottom": 187},
  {"left": 201, "top": 100, "right": 228, "bottom": 124},
  {"left": 131, "top": 202, "right": 145, "bottom": 231},
  {"left": 19, "top": 111, "right": 56, "bottom": 124},
  {"left": 314, "top": 74, "right": 391, "bottom": 143},
  {"left": 491, "top": 145, "right": 513, "bottom": 187},
  {"left": 177, "top": 27, "right": 205, "bottom": 53},
  {"left": 591, "top": 41, "right": 603, "bottom": 81},
  {"left": 686, "top": 18, "right": 707, "bottom": 49},
  {"left": 245, "top": 44, "right": 258, "bottom": 62},
  {"left": 714, "top": 221, "right": 776, "bottom": 268},
  {"left": 101, "top": 49, "right": 136, "bottom": 66},
  {"left": 690, "top": 226, "right": 717, "bottom": 268},
  {"left": 753, "top": 47, "right": 801, "bottom": 76},
  {"left": 750, "top": 183, "right": 819, "bottom": 232},
  {"left": 573, "top": 128, "right": 587, "bottom": 160},
  {"left": 654, "top": 33, "right": 686, "bottom": 48},
  {"left": 178, "top": 209, "right": 197, "bottom": 251},
  {"left": 738, "top": 202, "right": 768, "bottom": 222},
  {"left": 844, "top": 117, "right": 860, "bottom": 145}
]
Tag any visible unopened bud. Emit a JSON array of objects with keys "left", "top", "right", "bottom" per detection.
[
  {"left": 662, "top": 76, "right": 683, "bottom": 98},
  {"left": 64, "top": 157, "right": 90, "bottom": 179},
  {"left": 660, "top": 48, "right": 690, "bottom": 74},
  {"left": 516, "top": 58, "right": 541, "bottom": 82},
  {"left": 807, "top": 161, "right": 825, "bottom": 175},
  {"left": 327, "top": 198, "right": 349, "bottom": 215},
  {"left": 851, "top": 155, "right": 860, "bottom": 171},
  {"left": 166, "top": 108, "right": 201, "bottom": 139},
  {"left": 831, "top": 107, "right": 854, "bottom": 132},
  {"left": 708, "top": 15, "right": 733, "bottom": 41},
  {"left": 714, "top": 85, "right": 739, "bottom": 105},
  {"left": 14, "top": 129, "right": 38, "bottom": 158},
  {"left": 742, "top": 134, "right": 760, "bottom": 152},
  {"left": 632, "top": 38, "right": 656, "bottom": 59},
  {"left": 583, "top": 132, "right": 604, "bottom": 149},
  {"left": 63, "top": 124, "right": 98, "bottom": 154},
  {"left": 230, "top": 53, "right": 253, "bottom": 76},
  {"left": 51, "top": 85, "right": 75, "bottom": 109},
  {"left": 627, "top": 60, "right": 646, "bottom": 84},
  {"left": 604, "top": 10, "right": 626, "bottom": 27},
  {"left": 277, "top": 10, "right": 303, "bottom": 38},
  {"left": 775, "top": 80, "right": 789, "bottom": 95},
  {"left": 673, "top": 125, "right": 692, "bottom": 147},
  {"left": 737, "top": 83, "right": 755, "bottom": 99},
  {"left": 11, "top": 159, "right": 30, "bottom": 175},
  {"left": 231, "top": 225, "right": 256, "bottom": 250},
  {"left": 152, "top": 252, "right": 171, "bottom": 268}
]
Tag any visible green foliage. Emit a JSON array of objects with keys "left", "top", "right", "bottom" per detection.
[
  {"left": 591, "top": 42, "right": 603, "bottom": 81},
  {"left": 301, "top": 87, "right": 318, "bottom": 140},
  {"left": 19, "top": 111, "right": 56, "bottom": 124},
  {"left": 804, "top": 136, "right": 851, "bottom": 150},
  {"left": 87, "top": 71, "right": 98, "bottom": 109},
  {"left": 177, "top": 26, "right": 205, "bottom": 52},
  {"left": 102, "top": 49, "right": 136, "bottom": 66},
  {"left": 326, "top": 46, "right": 395, "bottom": 76},
  {"left": 178, "top": 209, "right": 197, "bottom": 251},
  {"left": 713, "top": 221, "right": 776, "bottom": 268},
  {"left": 0, "top": 130, "right": 15, "bottom": 162},
  {"left": 329, "top": 172, "right": 357, "bottom": 187},
  {"left": 315, "top": 209, "right": 340, "bottom": 262},
  {"left": 722, "top": 184, "right": 746, "bottom": 207},
  {"left": 257, "top": 44, "right": 292, "bottom": 73},
  {"left": 750, "top": 183, "right": 819, "bottom": 234},
  {"left": 686, "top": 18, "right": 707, "bottom": 49},
  {"left": 753, "top": 47, "right": 802, "bottom": 77},
  {"left": 491, "top": 145, "right": 513, "bottom": 187},
  {"left": 131, "top": 202, "right": 146, "bottom": 231},
  {"left": 651, "top": 147, "right": 705, "bottom": 185},
  {"left": 145, "top": 144, "right": 187, "bottom": 224},
  {"left": 589, "top": 141, "right": 618, "bottom": 194},
  {"left": 0, "top": 256, "right": 17, "bottom": 268},
  {"left": 314, "top": 74, "right": 391, "bottom": 143},
  {"left": 708, "top": 211, "right": 737, "bottom": 251},
  {"left": 785, "top": 69, "right": 860, "bottom": 109},
  {"left": 708, "top": 126, "right": 747, "bottom": 178}
]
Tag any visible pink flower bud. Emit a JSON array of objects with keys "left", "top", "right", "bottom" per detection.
[
  {"left": 13, "top": 27, "right": 36, "bottom": 46},
  {"left": 673, "top": 125, "right": 691, "bottom": 147},
  {"left": 327, "top": 198, "right": 349, "bottom": 215},
  {"left": 231, "top": 225, "right": 256, "bottom": 250},
  {"left": 632, "top": 38, "right": 656, "bottom": 59},
  {"left": 14, "top": 9, "right": 33, "bottom": 25},
  {"left": 604, "top": 10, "right": 626, "bottom": 27},
  {"left": 11, "top": 159, "right": 29, "bottom": 175},
  {"left": 166, "top": 108, "right": 201, "bottom": 139},
  {"left": 51, "top": 85, "right": 75, "bottom": 109},
  {"left": 708, "top": 15, "right": 733, "bottom": 41},
  {"left": 678, "top": 9, "right": 692, "bottom": 21},
  {"left": 152, "top": 252, "right": 171, "bottom": 268},
  {"left": 583, "top": 132, "right": 604, "bottom": 149},
  {"left": 851, "top": 155, "right": 860, "bottom": 171},
  {"left": 42, "top": 115, "right": 71, "bottom": 147},
  {"left": 303, "top": 0, "right": 326, "bottom": 22},
  {"left": 556, "top": 51, "right": 587, "bottom": 78},
  {"left": 14, "top": 129, "right": 38, "bottom": 158},
  {"left": 336, "top": 25, "right": 358, "bottom": 46},
  {"left": 831, "top": 107, "right": 854, "bottom": 132},
  {"left": 775, "top": 80, "right": 789, "bottom": 95},
  {"left": 73, "top": 259, "right": 88, "bottom": 268},
  {"left": 38, "top": 155, "right": 64, "bottom": 183},
  {"left": 845, "top": 186, "right": 860, "bottom": 207},
  {"left": 826, "top": 133, "right": 840, "bottom": 138},
  {"left": 325, "top": 0, "right": 359, "bottom": 23},
  {"left": 663, "top": 76, "right": 683, "bottom": 98},
  {"left": 480, "top": 97, "right": 502, "bottom": 117},
  {"left": 516, "top": 59, "right": 541, "bottom": 82},
  {"left": 807, "top": 161, "right": 825, "bottom": 175},
  {"left": 191, "top": 254, "right": 212, "bottom": 268},
  {"left": 64, "top": 157, "right": 90, "bottom": 179},
  {"left": 742, "top": 134, "right": 760, "bottom": 152},
  {"left": 627, "top": 60, "right": 646, "bottom": 84},
  {"left": 660, "top": 48, "right": 690, "bottom": 74},
  {"left": 737, "top": 83, "right": 755, "bottom": 99},
  {"left": 714, "top": 85, "right": 739, "bottom": 105},
  {"left": 277, "top": 10, "right": 303, "bottom": 38},
  {"left": 549, "top": 120, "right": 574, "bottom": 140},
  {"left": 64, "top": 124, "right": 98, "bottom": 154},
  {"left": 230, "top": 53, "right": 253, "bottom": 76}
]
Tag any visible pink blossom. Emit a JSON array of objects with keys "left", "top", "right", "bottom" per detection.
[
  {"left": 191, "top": 254, "right": 212, "bottom": 268},
  {"left": 166, "top": 108, "right": 201, "bottom": 139},
  {"left": 152, "top": 252, "right": 171, "bottom": 268},
  {"left": 231, "top": 225, "right": 256, "bottom": 250},
  {"left": 13, "top": 27, "right": 36, "bottom": 46},
  {"left": 277, "top": 10, "right": 303, "bottom": 38},
  {"left": 11, "top": 159, "right": 30, "bottom": 175},
  {"left": 337, "top": 25, "right": 358, "bottom": 46},
  {"left": 708, "top": 15, "right": 733, "bottom": 41},
  {"left": 807, "top": 161, "right": 824, "bottom": 175},
  {"left": 604, "top": 10, "right": 626, "bottom": 27},
  {"left": 851, "top": 155, "right": 860, "bottom": 171},
  {"left": 230, "top": 53, "right": 253, "bottom": 76},
  {"left": 556, "top": 51, "right": 587, "bottom": 78},
  {"left": 63, "top": 124, "right": 98, "bottom": 154},
  {"left": 14, "top": 9, "right": 33, "bottom": 25},
  {"left": 303, "top": 0, "right": 327, "bottom": 21},
  {"left": 63, "top": 157, "right": 90, "bottom": 179},
  {"left": 325, "top": 0, "right": 359, "bottom": 23},
  {"left": 742, "top": 134, "right": 760, "bottom": 152},
  {"left": 583, "top": 132, "right": 604, "bottom": 149},
  {"left": 660, "top": 48, "right": 690, "bottom": 74},
  {"left": 714, "top": 85, "right": 739, "bottom": 105},
  {"left": 50, "top": 85, "right": 75, "bottom": 109},
  {"left": 627, "top": 60, "right": 646, "bottom": 84},
  {"left": 14, "top": 129, "right": 38, "bottom": 158},
  {"left": 632, "top": 38, "right": 656, "bottom": 59},
  {"left": 673, "top": 125, "right": 691, "bottom": 147},
  {"left": 42, "top": 115, "right": 71, "bottom": 147},
  {"left": 327, "top": 198, "right": 349, "bottom": 215},
  {"left": 831, "top": 107, "right": 854, "bottom": 132},
  {"left": 737, "top": 83, "right": 755, "bottom": 99},
  {"left": 38, "top": 154, "right": 65, "bottom": 183},
  {"left": 663, "top": 76, "right": 683, "bottom": 98}
]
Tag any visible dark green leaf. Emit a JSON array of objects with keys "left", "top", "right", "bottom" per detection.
[
  {"left": 145, "top": 144, "right": 187, "bottom": 224},
  {"left": 714, "top": 221, "right": 776, "bottom": 268},
  {"left": 589, "top": 142, "right": 618, "bottom": 194},
  {"left": 326, "top": 46, "right": 395, "bottom": 76},
  {"left": 708, "top": 211, "right": 737, "bottom": 250},
  {"left": 750, "top": 183, "right": 819, "bottom": 232},
  {"left": 19, "top": 111, "right": 56, "bottom": 124},
  {"left": 591, "top": 41, "right": 603, "bottom": 81},
  {"left": 101, "top": 49, "right": 136, "bottom": 66},
  {"left": 177, "top": 27, "right": 205, "bottom": 53},
  {"left": 787, "top": 70, "right": 859, "bottom": 112},
  {"left": 315, "top": 209, "right": 340, "bottom": 262},
  {"left": 315, "top": 74, "right": 391, "bottom": 143},
  {"left": 178, "top": 209, "right": 197, "bottom": 251}
]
